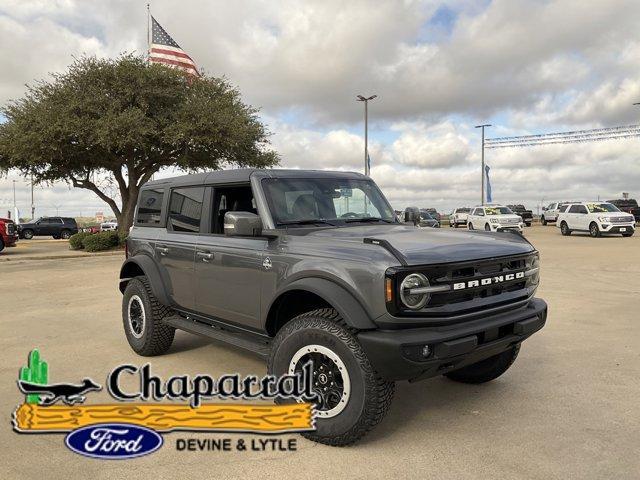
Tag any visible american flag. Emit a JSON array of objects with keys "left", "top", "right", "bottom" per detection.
[{"left": 149, "top": 16, "right": 200, "bottom": 77}]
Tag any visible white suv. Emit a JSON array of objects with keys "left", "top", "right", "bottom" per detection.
[
  {"left": 557, "top": 202, "right": 636, "bottom": 237},
  {"left": 541, "top": 202, "right": 563, "bottom": 225},
  {"left": 449, "top": 207, "right": 470, "bottom": 228},
  {"left": 467, "top": 205, "right": 525, "bottom": 233}
]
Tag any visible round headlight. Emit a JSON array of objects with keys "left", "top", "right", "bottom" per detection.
[{"left": 400, "top": 273, "right": 430, "bottom": 310}]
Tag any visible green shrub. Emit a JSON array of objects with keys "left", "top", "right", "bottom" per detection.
[
  {"left": 69, "top": 231, "right": 92, "bottom": 250},
  {"left": 82, "top": 231, "right": 120, "bottom": 252}
]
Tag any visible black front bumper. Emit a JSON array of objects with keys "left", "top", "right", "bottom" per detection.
[{"left": 358, "top": 298, "right": 547, "bottom": 382}]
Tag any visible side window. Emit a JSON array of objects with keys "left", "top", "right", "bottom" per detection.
[
  {"left": 211, "top": 185, "right": 256, "bottom": 234},
  {"left": 576, "top": 205, "right": 588, "bottom": 214},
  {"left": 568, "top": 205, "right": 581, "bottom": 213},
  {"left": 168, "top": 187, "right": 205, "bottom": 233},
  {"left": 137, "top": 188, "right": 165, "bottom": 226}
]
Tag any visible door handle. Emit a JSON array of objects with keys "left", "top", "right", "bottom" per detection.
[
  {"left": 156, "top": 245, "right": 169, "bottom": 256},
  {"left": 196, "top": 251, "right": 214, "bottom": 262}
]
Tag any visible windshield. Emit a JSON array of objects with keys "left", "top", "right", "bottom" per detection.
[
  {"left": 485, "top": 207, "right": 513, "bottom": 215},
  {"left": 586, "top": 203, "right": 620, "bottom": 213},
  {"left": 419, "top": 211, "right": 434, "bottom": 220},
  {"left": 456, "top": 208, "right": 470, "bottom": 213},
  {"left": 262, "top": 177, "right": 396, "bottom": 226}
]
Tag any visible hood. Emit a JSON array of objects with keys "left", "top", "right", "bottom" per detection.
[
  {"left": 303, "top": 224, "right": 534, "bottom": 265},
  {"left": 0, "top": 217, "right": 13, "bottom": 223}
]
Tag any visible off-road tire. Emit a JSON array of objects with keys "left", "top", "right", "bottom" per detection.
[
  {"left": 541, "top": 216, "right": 547, "bottom": 225},
  {"left": 268, "top": 308, "right": 395, "bottom": 447},
  {"left": 589, "top": 222, "right": 600, "bottom": 238},
  {"left": 445, "top": 344, "right": 521, "bottom": 384},
  {"left": 560, "top": 221, "right": 571, "bottom": 236},
  {"left": 22, "top": 229, "right": 34, "bottom": 239},
  {"left": 122, "top": 276, "right": 175, "bottom": 356},
  {"left": 60, "top": 229, "right": 72, "bottom": 240}
]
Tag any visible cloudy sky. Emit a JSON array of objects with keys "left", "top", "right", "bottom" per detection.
[{"left": 1, "top": 0, "right": 640, "bottom": 218}]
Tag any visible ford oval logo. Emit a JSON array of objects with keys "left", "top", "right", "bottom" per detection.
[{"left": 65, "top": 423, "right": 163, "bottom": 459}]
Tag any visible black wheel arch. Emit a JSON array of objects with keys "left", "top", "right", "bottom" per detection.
[
  {"left": 119, "top": 255, "right": 171, "bottom": 306},
  {"left": 264, "top": 277, "right": 377, "bottom": 336}
]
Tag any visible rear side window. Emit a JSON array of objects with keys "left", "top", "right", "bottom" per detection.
[
  {"left": 168, "top": 187, "right": 205, "bottom": 233},
  {"left": 137, "top": 188, "right": 165, "bottom": 225}
]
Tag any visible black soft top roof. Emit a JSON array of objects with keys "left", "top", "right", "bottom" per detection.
[{"left": 142, "top": 169, "right": 367, "bottom": 189}]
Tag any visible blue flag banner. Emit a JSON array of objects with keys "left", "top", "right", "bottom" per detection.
[
  {"left": 367, "top": 153, "right": 371, "bottom": 173},
  {"left": 485, "top": 165, "right": 492, "bottom": 203}
]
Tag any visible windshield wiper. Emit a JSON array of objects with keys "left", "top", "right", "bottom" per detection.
[
  {"left": 277, "top": 219, "right": 337, "bottom": 227},
  {"left": 344, "top": 217, "right": 395, "bottom": 223}
]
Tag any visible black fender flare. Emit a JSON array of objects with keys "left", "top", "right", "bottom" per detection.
[
  {"left": 268, "top": 277, "right": 377, "bottom": 331},
  {"left": 119, "top": 255, "right": 171, "bottom": 306}
]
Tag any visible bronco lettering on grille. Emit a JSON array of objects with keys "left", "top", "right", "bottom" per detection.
[{"left": 453, "top": 271, "right": 525, "bottom": 290}]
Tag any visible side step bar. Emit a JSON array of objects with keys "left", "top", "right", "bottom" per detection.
[{"left": 162, "top": 316, "right": 271, "bottom": 359}]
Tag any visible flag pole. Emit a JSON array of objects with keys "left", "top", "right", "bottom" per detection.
[{"left": 146, "top": 3, "right": 151, "bottom": 61}]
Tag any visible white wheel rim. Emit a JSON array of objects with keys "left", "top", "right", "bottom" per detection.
[
  {"left": 127, "top": 295, "right": 146, "bottom": 339},
  {"left": 288, "top": 344, "right": 351, "bottom": 419}
]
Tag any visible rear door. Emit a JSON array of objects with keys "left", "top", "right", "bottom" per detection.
[
  {"left": 193, "top": 184, "right": 266, "bottom": 329},
  {"left": 155, "top": 186, "right": 205, "bottom": 310}
]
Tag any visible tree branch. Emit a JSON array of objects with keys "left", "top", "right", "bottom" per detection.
[{"left": 70, "top": 175, "right": 122, "bottom": 217}]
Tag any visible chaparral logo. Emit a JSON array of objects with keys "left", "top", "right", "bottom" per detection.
[
  {"left": 13, "top": 349, "right": 316, "bottom": 460},
  {"left": 453, "top": 271, "right": 525, "bottom": 290},
  {"left": 65, "top": 424, "right": 163, "bottom": 460}
]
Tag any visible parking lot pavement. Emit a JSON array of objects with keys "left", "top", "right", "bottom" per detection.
[
  {"left": 1, "top": 225, "right": 638, "bottom": 479},
  {"left": 0, "top": 238, "right": 123, "bottom": 262}
]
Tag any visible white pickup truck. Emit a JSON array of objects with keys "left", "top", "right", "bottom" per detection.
[
  {"left": 540, "top": 202, "right": 564, "bottom": 225},
  {"left": 556, "top": 202, "right": 636, "bottom": 237},
  {"left": 449, "top": 207, "right": 470, "bottom": 228}
]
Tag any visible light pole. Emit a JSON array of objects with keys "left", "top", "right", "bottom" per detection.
[
  {"left": 356, "top": 94, "right": 377, "bottom": 176},
  {"left": 30, "top": 174, "right": 35, "bottom": 219},
  {"left": 475, "top": 124, "right": 491, "bottom": 205}
]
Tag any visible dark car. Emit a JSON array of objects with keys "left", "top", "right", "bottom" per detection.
[
  {"left": 507, "top": 205, "right": 533, "bottom": 227},
  {"left": 607, "top": 199, "right": 640, "bottom": 222},
  {"left": 119, "top": 169, "right": 546, "bottom": 446},
  {"left": 424, "top": 207, "right": 441, "bottom": 221},
  {"left": 18, "top": 217, "right": 79, "bottom": 240},
  {"left": 402, "top": 207, "right": 439, "bottom": 228}
]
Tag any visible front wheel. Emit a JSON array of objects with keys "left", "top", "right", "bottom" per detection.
[
  {"left": 268, "top": 309, "right": 394, "bottom": 446},
  {"left": 468, "top": 223, "right": 474, "bottom": 230},
  {"left": 589, "top": 222, "right": 600, "bottom": 238},
  {"left": 560, "top": 222, "right": 571, "bottom": 236},
  {"left": 22, "top": 229, "right": 34, "bottom": 239},
  {"left": 484, "top": 223, "right": 491, "bottom": 231},
  {"left": 622, "top": 231, "right": 634, "bottom": 237},
  {"left": 122, "top": 276, "right": 175, "bottom": 356},
  {"left": 541, "top": 216, "right": 547, "bottom": 225},
  {"left": 0, "top": 239, "right": 4, "bottom": 252},
  {"left": 445, "top": 345, "right": 520, "bottom": 384}
]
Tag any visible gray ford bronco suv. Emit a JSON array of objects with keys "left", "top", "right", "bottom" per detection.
[{"left": 119, "top": 169, "right": 547, "bottom": 446}]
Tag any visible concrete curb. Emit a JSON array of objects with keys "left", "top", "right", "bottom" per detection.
[{"left": 0, "top": 250, "right": 123, "bottom": 262}]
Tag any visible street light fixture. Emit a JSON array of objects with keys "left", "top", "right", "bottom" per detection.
[
  {"left": 475, "top": 124, "right": 491, "bottom": 205},
  {"left": 356, "top": 94, "right": 377, "bottom": 176}
]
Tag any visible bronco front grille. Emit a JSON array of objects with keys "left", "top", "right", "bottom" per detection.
[{"left": 386, "top": 253, "right": 539, "bottom": 319}]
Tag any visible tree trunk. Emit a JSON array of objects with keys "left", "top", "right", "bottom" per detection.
[{"left": 117, "top": 196, "right": 137, "bottom": 235}]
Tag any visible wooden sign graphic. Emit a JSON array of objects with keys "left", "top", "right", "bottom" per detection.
[{"left": 13, "top": 402, "right": 315, "bottom": 434}]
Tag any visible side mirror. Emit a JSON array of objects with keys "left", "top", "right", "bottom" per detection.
[{"left": 224, "top": 212, "right": 262, "bottom": 236}]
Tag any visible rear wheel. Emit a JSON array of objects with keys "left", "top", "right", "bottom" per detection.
[
  {"left": 122, "top": 276, "right": 175, "bottom": 356},
  {"left": 22, "top": 229, "right": 34, "bottom": 239},
  {"left": 268, "top": 308, "right": 394, "bottom": 446},
  {"left": 60, "top": 229, "right": 72, "bottom": 240},
  {"left": 589, "top": 222, "right": 600, "bottom": 238},
  {"left": 445, "top": 345, "right": 520, "bottom": 384},
  {"left": 560, "top": 222, "right": 571, "bottom": 236}
]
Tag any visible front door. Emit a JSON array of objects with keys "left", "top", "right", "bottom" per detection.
[
  {"left": 155, "top": 186, "right": 205, "bottom": 310},
  {"left": 193, "top": 184, "right": 266, "bottom": 330}
]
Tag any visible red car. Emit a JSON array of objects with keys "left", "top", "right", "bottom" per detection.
[{"left": 0, "top": 217, "right": 19, "bottom": 252}]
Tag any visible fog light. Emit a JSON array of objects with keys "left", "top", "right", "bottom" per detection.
[{"left": 421, "top": 345, "right": 431, "bottom": 358}]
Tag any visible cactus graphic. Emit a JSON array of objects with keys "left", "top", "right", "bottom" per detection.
[{"left": 19, "top": 349, "right": 48, "bottom": 404}]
